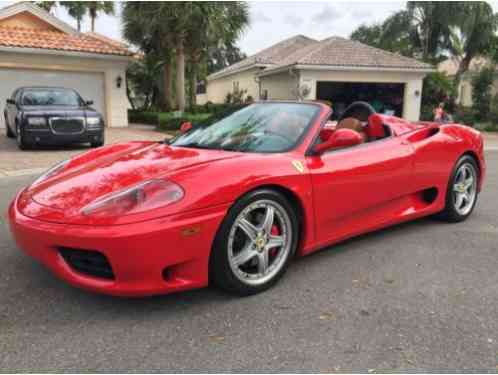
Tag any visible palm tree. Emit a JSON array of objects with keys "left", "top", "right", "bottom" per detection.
[
  {"left": 86, "top": 1, "right": 115, "bottom": 32},
  {"left": 450, "top": 2, "right": 498, "bottom": 83},
  {"left": 122, "top": 2, "right": 175, "bottom": 111},
  {"left": 60, "top": 2, "right": 87, "bottom": 31},
  {"left": 34, "top": 1, "right": 57, "bottom": 13}
]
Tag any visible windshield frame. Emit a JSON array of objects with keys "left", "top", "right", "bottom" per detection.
[
  {"left": 20, "top": 88, "right": 85, "bottom": 107},
  {"left": 170, "top": 101, "right": 323, "bottom": 154}
]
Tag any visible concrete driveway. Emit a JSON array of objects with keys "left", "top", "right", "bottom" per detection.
[
  {"left": 0, "top": 125, "right": 166, "bottom": 177},
  {"left": 0, "top": 151, "right": 497, "bottom": 371}
]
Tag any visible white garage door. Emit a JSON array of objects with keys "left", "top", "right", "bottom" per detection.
[{"left": 0, "top": 69, "right": 105, "bottom": 128}]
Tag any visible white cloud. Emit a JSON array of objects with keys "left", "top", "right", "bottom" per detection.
[
  {"left": 311, "top": 5, "right": 342, "bottom": 24},
  {"left": 251, "top": 10, "right": 272, "bottom": 24},
  {"left": 283, "top": 13, "right": 304, "bottom": 28}
]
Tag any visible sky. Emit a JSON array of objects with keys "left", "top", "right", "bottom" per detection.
[{"left": 2, "top": 1, "right": 498, "bottom": 56}]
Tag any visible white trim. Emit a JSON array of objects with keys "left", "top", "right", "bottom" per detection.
[
  {"left": 0, "top": 2, "right": 77, "bottom": 35},
  {"left": 0, "top": 46, "right": 132, "bottom": 61},
  {"left": 257, "top": 63, "right": 434, "bottom": 77},
  {"left": 207, "top": 63, "right": 273, "bottom": 81}
]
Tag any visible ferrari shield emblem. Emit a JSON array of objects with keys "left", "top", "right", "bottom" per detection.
[{"left": 292, "top": 160, "right": 305, "bottom": 173}]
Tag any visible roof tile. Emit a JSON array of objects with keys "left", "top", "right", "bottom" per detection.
[{"left": 0, "top": 26, "right": 132, "bottom": 56}]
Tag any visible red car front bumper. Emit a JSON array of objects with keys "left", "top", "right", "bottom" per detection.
[{"left": 8, "top": 193, "right": 229, "bottom": 297}]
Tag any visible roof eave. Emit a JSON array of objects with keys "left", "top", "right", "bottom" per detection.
[
  {"left": 0, "top": 45, "right": 133, "bottom": 61},
  {"left": 257, "top": 63, "right": 435, "bottom": 77},
  {"left": 207, "top": 63, "right": 274, "bottom": 81},
  {"left": 0, "top": 2, "right": 77, "bottom": 35}
]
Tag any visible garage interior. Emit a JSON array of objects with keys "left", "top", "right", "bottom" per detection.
[{"left": 316, "top": 81, "right": 405, "bottom": 120}]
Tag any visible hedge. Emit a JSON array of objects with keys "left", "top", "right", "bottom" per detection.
[{"left": 128, "top": 103, "right": 247, "bottom": 131}]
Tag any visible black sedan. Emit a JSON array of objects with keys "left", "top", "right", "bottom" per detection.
[{"left": 4, "top": 86, "right": 105, "bottom": 150}]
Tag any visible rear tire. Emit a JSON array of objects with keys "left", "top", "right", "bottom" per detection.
[
  {"left": 210, "top": 189, "right": 299, "bottom": 296},
  {"left": 5, "top": 115, "right": 14, "bottom": 138},
  {"left": 437, "top": 155, "right": 479, "bottom": 222},
  {"left": 91, "top": 141, "right": 104, "bottom": 148}
]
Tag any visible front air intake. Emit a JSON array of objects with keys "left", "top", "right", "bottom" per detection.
[{"left": 58, "top": 247, "right": 115, "bottom": 280}]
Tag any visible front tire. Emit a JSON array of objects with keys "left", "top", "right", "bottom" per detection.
[
  {"left": 16, "top": 122, "right": 30, "bottom": 150},
  {"left": 210, "top": 189, "right": 299, "bottom": 295},
  {"left": 438, "top": 155, "right": 479, "bottom": 222},
  {"left": 5, "top": 114, "right": 14, "bottom": 138}
]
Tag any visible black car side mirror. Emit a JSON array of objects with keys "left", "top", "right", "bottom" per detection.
[
  {"left": 85, "top": 100, "right": 94, "bottom": 106},
  {"left": 6, "top": 98, "right": 15, "bottom": 105}
]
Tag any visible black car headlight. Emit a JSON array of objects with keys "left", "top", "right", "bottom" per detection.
[
  {"left": 86, "top": 117, "right": 102, "bottom": 130},
  {"left": 26, "top": 117, "right": 48, "bottom": 130}
]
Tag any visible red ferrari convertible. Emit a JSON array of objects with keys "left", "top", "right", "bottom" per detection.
[{"left": 9, "top": 101, "right": 485, "bottom": 296}]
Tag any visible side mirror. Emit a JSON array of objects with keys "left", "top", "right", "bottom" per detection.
[
  {"left": 85, "top": 100, "right": 94, "bottom": 106},
  {"left": 180, "top": 121, "right": 192, "bottom": 133},
  {"left": 6, "top": 98, "right": 15, "bottom": 105},
  {"left": 313, "top": 128, "right": 363, "bottom": 154}
]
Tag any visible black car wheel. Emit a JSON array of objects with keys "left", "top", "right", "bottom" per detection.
[
  {"left": 91, "top": 140, "right": 104, "bottom": 148},
  {"left": 4, "top": 114, "right": 14, "bottom": 138},
  {"left": 210, "top": 189, "right": 299, "bottom": 295},
  {"left": 437, "top": 155, "right": 479, "bottom": 222},
  {"left": 16, "top": 122, "right": 31, "bottom": 150}
]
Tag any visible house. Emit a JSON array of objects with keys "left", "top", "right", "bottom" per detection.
[
  {"left": 201, "top": 35, "right": 433, "bottom": 121},
  {"left": 0, "top": 2, "right": 133, "bottom": 129},
  {"left": 438, "top": 57, "right": 496, "bottom": 107}
]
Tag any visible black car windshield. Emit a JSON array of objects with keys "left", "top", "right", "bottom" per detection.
[
  {"left": 170, "top": 103, "right": 319, "bottom": 153},
  {"left": 21, "top": 89, "right": 83, "bottom": 106}
]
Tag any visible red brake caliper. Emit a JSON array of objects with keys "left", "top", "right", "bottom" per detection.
[{"left": 270, "top": 224, "right": 280, "bottom": 257}]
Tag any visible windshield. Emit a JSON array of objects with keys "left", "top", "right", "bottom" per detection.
[
  {"left": 170, "top": 103, "right": 319, "bottom": 153},
  {"left": 21, "top": 89, "right": 83, "bottom": 106}
]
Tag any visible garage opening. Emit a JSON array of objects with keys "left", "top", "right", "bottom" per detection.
[{"left": 316, "top": 81, "right": 405, "bottom": 120}]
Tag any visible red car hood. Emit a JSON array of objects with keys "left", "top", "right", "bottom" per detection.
[{"left": 25, "top": 142, "right": 241, "bottom": 216}]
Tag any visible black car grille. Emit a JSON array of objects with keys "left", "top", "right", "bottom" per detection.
[
  {"left": 58, "top": 247, "right": 115, "bottom": 280},
  {"left": 49, "top": 118, "right": 84, "bottom": 134}
]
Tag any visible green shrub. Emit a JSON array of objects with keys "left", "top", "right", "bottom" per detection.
[
  {"left": 488, "top": 93, "right": 498, "bottom": 125},
  {"left": 128, "top": 110, "right": 160, "bottom": 125},
  {"left": 422, "top": 72, "right": 457, "bottom": 116},
  {"left": 471, "top": 66, "right": 495, "bottom": 121},
  {"left": 453, "top": 105, "right": 476, "bottom": 126},
  {"left": 128, "top": 103, "right": 248, "bottom": 132}
]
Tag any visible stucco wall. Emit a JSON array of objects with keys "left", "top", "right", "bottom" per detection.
[
  {"left": 259, "top": 71, "right": 298, "bottom": 100},
  {"left": 298, "top": 69, "right": 427, "bottom": 121},
  {"left": 206, "top": 67, "right": 260, "bottom": 103},
  {"left": 456, "top": 75, "right": 498, "bottom": 107},
  {"left": 0, "top": 51, "right": 129, "bottom": 127}
]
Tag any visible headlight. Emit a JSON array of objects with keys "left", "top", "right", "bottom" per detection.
[
  {"left": 31, "top": 159, "right": 70, "bottom": 186},
  {"left": 80, "top": 179, "right": 184, "bottom": 217},
  {"left": 86, "top": 117, "right": 102, "bottom": 129},
  {"left": 26, "top": 117, "right": 47, "bottom": 126}
]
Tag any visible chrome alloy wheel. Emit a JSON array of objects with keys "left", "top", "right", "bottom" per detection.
[
  {"left": 227, "top": 199, "right": 293, "bottom": 286},
  {"left": 452, "top": 162, "right": 477, "bottom": 216}
]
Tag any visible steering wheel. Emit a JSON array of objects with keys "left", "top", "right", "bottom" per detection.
[{"left": 338, "top": 101, "right": 376, "bottom": 122}]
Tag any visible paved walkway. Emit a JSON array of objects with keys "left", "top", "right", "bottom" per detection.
[{"left": 0, "top": 125, "right": 167, "bottom": 177}]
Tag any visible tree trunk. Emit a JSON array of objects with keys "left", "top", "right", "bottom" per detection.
[
  {"left": 455, "top": 54, "right": 472, "bottom": 85},
  {"left": 77, "top": 19, "right": 81, "bottom": 32},
  {"left": 91, "top": 16, "right": 95, "bottom": 32},
  {"left": 189, "top": 61, "right": 197, "bottom": 108},
  {"left": 175, "top": 41, "right": 186, "bottom": 112},
  {"left": 163, "top": 59, "right": 173, "bottom": 111}
]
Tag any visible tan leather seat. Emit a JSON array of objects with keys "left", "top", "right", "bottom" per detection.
[{"left": 336, "top": 117, "right": 367, "bottom": 142}]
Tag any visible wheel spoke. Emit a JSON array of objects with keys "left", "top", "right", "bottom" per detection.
[
  {"left": 453, "top": 183, "right": 461, "bottom": 192},
  {"left": 237, "top": 218, "right": 258, "bottom": 241},
  {"left": 455, "top": 193, "right": 464, "bottom": 208},
  {"left": 233, "top": 244, "right": 256, "bottom": 266},
  {"left": 266, "top": 235, "right": 284, "bottom": 249},
  {"left": 260, "top": 206, "right": 275, "bottom": 233},
  {"left": 464, "top": 178, "right": 473, "bottom": 190},
  {"left": 257, "top": 250, "right": 269, "bottom": 274}
]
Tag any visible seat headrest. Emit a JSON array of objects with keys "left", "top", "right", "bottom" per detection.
[{"left": 366, "top": 114, "right": 385, "bottom": 139}]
